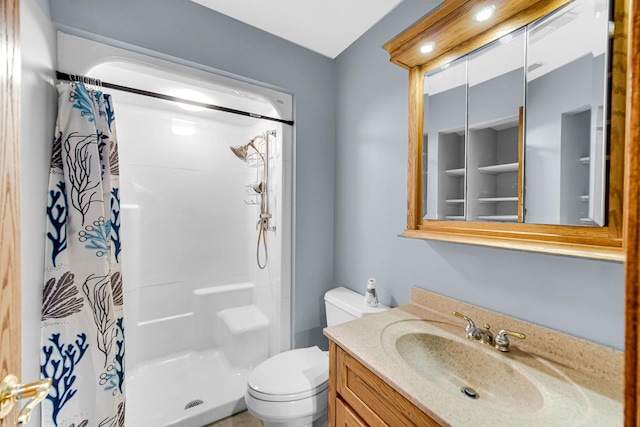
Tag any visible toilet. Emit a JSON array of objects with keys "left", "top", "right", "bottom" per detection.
[{"left": 245, "top": 286, "right": 389, "bottom": 427}]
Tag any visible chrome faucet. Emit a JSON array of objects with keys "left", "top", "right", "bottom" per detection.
[
  {"left": 453, "top": 312, "right": 526, "bottom": 352},
  {"left": 452, "top": 312, "right": 493, "bottom": 344}
]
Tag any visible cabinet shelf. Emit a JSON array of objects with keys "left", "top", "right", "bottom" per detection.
[
  {"left": 445, "top": 168, "right": 466, "bottom": 176},
  {"left": 445, "top": 199, "right": 465, "bottom": 204},
  {"left": 478, "top": 197, "right": 518, "bottom": 203},
  {"left": 477, "top": 162, "right": 519, "bottom": 174},
  {"left": 478, "top": 215, "right": 518, "bottom": 221}
]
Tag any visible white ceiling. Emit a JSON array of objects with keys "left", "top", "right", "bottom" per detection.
[{"left": 190, "top": 0, "right": 405, "bottom": 58}]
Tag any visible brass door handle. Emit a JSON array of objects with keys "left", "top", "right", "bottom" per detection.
[{"left": 0, "top": 374, "right": 52, "bottom": 425}]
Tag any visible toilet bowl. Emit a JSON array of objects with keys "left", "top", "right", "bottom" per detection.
[
  {"left": 245, "top": 287, "right": 389, "bottom": 427},
  {"left": 246, "top": 346, "right": 328, "bottom": 427}
]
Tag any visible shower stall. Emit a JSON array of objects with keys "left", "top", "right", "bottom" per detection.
[{"left": 57, "top": 34, "right": 293, "bottom": 427}]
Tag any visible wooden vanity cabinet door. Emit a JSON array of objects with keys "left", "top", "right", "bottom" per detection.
[
  {"left": 334, "top": 344, "right": 441, "bottom": 427},
  {"left": 336, "top": 398, "right": 368, "bottom": 427}
]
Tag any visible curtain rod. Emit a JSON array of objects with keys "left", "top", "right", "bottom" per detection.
[{"left": 56, "top": 71, "right": 294, "bottom": 126}]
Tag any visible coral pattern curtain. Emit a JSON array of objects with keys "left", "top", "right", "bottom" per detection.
[{"left": 41, "top": 82, "right": 125, "bottom": 427}]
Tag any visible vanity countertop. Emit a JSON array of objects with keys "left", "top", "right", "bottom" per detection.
[{"left": 324, "top": 287, "right": 622, "bottom": 426}]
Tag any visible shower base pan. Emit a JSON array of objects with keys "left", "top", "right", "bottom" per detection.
[{"left": 125, "top": 349, "right": 250, "bottom": 427}]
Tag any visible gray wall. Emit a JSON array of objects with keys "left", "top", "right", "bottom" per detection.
[
  {"left": 334, "top": 0, "right": 624, "bottom": 350},
  {"left": 34, "top": 0, "right": 51, "bottom": 17},
  {"left": 50, "top": 0, "right": 337, "bottom": 348}
]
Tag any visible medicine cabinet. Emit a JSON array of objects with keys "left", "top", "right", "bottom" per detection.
[{"left": 384, "top": 0, "right": 628, "bottom": 261}]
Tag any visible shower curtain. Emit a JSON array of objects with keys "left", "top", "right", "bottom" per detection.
[{"left": 41, "top": 82, "right": 125, "bottom": 427}]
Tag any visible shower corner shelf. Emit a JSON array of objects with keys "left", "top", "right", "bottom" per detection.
[
  {"left": 244, "top": 184, "right": 260, "bottom": 205},
  {"left": 246, "top": 152, "right": 264, "bottom": 169}
]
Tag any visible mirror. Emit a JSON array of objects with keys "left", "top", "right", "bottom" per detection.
[
  {"left": 525, "top": 0, "right": 610, "bottom": 226},
  {"left": 423, "top": 56, "right": 467, "bottom": 220},
  {"left": 422, "top": 0, "right": 609, "bottom": 226},
  {"left": 384, "top": 0, "right": 626, "bottom": 260},
  {"left": 467, "top": 29, "right": 525, "bottom": 223}
]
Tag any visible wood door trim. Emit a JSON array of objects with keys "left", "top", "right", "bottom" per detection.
[{"left": 0, "top": 0, "right": 21, "bottom": 425}]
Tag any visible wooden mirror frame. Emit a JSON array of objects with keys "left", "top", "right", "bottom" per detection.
[
  {"left": 624, "top": 0, "right": 640, "bottom": 423},
  {"left": 384, "top": 0, "right": 629, "bottom": 261}
]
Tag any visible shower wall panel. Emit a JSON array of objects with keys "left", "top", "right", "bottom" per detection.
[{"left": 116, "top": 99, "right": 258, "bottom": 367}]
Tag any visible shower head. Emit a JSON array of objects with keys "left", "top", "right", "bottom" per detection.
[
  {"left": 230, "top": 143, "right": 251, "bottom": 161},
  {"left": 230, "top": 138, "right": 265, "bottom": 164}
]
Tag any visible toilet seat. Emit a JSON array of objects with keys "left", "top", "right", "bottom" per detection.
[{"left": 247, "top": 346, "right": 329, "bottom": 402}]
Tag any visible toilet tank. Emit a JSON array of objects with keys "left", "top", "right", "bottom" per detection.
[{"left": 324, "top": 287, "right": 389, "bottom": 327}]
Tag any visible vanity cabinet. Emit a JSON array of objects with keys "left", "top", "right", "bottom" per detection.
[
  {"left": 329, "top": 341, "right": 441, "bottom": 427},
  {"left": 335, "top": 399, "right": 367, "bottom": 427}
]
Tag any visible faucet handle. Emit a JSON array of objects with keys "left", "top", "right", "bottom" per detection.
[
  {"left": 494, "top": 329, "right": 526, "bottom": 352},
  {"left": 452, "top": 311, "right": 475, "bottom": 327},
  {"left": 453, "top": 312, "right": 478, "bottom": 340}
]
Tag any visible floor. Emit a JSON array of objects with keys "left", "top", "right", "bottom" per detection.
[{"left": 205, "top": 411, "right": 264, "bottom": 427}]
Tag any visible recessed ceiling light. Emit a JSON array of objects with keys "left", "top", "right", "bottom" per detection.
[
  {"left": 420, "top": 42, "right": 435, "bottom": 54},
  {"left": 474, "top": 5, "right": 496, "bottom": 22}
]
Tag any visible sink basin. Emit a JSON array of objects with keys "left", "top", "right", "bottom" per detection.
[
  {"left": 393, "top": 331, "right": 543, "bottom": 412},
  {"left": 379, "top": 319, "right": 594, "bottom": 423}
]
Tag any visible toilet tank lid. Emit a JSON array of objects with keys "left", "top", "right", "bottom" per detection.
[{"left": 324, "top": 286, "right": 389, "bottom": 318}]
